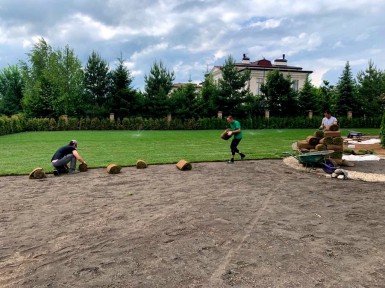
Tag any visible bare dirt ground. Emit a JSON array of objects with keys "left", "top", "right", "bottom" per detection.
[{"left": 1, "top": 157, "right": 385, "bottom": 288}]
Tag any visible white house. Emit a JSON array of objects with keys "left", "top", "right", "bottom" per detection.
[{"left": 209, "top": 54, "right": 313, "bottom": 95}]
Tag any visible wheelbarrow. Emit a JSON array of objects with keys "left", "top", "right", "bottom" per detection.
[
  {"left": 283, "top": 150, "right": 337, "bottom": 174},
  {"left": 347, "top": 130, "right": 364, "bottom": 142}
]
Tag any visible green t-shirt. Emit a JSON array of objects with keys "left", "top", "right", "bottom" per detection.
[{"left": 229, "top": 120, "right": 243, "bottom": 139}]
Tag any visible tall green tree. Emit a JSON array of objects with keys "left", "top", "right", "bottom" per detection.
[
  {"left": 315, "top": 80, "right": 337, "bottom": 115},
  {"left": 49, "top": 45, "right": 85, "bottom": 116},
  {"left": 21, "top": 38, "right": 84, "bottom": 117},
  {"left": 335, "top": 61, "right": 358, "bottom": 117},
  {"left": 356, "top": 60, "right": 385, "bottom": 117},
  {"left": 169, "top": 82, "right": 202, "bottom": 119},
  {"left": 200, "top": 73, "right": 219, "bottom": 117},
  {"left": 297, "top": 75, "right": 317, "bottom": 115},
  {"left": 0, "top": 65, "right": 24, "bottom": 116},
  {"left": 84, "top": 51, "right": 111, "bottom": 117},
  {"left": 143, "top": 61, "right": 175, "bottom": 118},
  {"left": 260, "top": 70, "right": 298, "bottom": 116},
  {"left": 217, "top": 55, "right": 252, "bottom": 116},
  {"left": 20, "top": 38, "right": 55, "bottom": 117},
  {"left": 109, "top": 55, "right": 138, "bottom": 118}
]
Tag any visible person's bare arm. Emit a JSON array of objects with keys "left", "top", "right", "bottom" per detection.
[{"left": 73, "top": 150, "right": 86, "bottom": 164}]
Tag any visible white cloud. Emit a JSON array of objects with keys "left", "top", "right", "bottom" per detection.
[
  {"left": 355, "top": 33, "right": 370, "bottom": 42},
  {"left": 280, "top": 33, "right": 322, "bottom": 52},
  {"left": 0, "top": 0, "right": 384, "bottom": 90},
  {"left": 213, "top": 50, "right": 228, "bottom": 61},
  {"left": 249, "top": 18, "right": 282, "bottom": 29},
  {"left": 333, "top": 41, "right": 344, "bottom": 49},
  {"left": 72, "top": 14, "right": 118, "bottom": 40},
  {"left": 131, "top": 43, "right": 169, "bottom": 60}
]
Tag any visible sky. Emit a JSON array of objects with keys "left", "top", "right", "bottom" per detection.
[{"left": 0, "top": 0, "right": 384, "bottom": 91}]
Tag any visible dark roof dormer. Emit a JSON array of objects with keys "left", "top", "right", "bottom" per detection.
[{"left": 253, "top": 58, "right": 272, "bottom": 67}]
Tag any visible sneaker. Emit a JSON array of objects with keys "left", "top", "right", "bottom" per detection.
[
  {"left": 240, "top": 153, "right": 246, "bottom": 160},
  {"left": 53, "top": 169, "right": 60, "bottom": 176},
  {"left": 68, "top": 170, "right": 79, "bottom": 175},
  {"left": 227, "top": 159, "right": 235, "bottom": 164}
]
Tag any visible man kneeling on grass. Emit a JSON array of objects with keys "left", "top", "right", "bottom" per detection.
[{"left": 51, "top": 140, "right": 86, "bottom": 176}]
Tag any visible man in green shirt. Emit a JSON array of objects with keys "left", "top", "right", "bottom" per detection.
[{"left": 226, "top": 115, "right": 246, "bottom": 164}]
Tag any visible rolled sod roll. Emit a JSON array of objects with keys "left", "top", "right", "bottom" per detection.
[
  {"left": 29, "top": 167, "right": 46, "bottom": 179},
  {"left": 315, "top": 144, "right": 327, "bottom": 151},
  {"left": 332, "top": 137, "right": 344, "bottom": 145},
  {"left": 324, "top": 130, "right": 341, "bottom": 138},
  {"left": 220, "top": 130, "right": 231, "bottom": 140},
  {"left": 313, "top": 130, "right": 325, "bottom": 138},
  {"left": 107, "top": 164, "right": 121, "bottom": 174},
  {"left": 136, "top": 160, "right": 148, "bottom": 169},
  {"left": 330, "top": 151, "right": 343, "bottom": 159},
  {"left": 319, "top": 137, "right": 333, "bottom": 145},
  {"left": 297, "top": 140, "right": 314, "bottom": 150},
  {"left": 78, "top": 163, "right": 88, "bottom": 172},
  {"left": 326, "top": 144, "right": 343, "bottom": 152},
  {"left": 176, "top": 159, "right": 192, "bottom": 171},
  {"left": 328, "top": 124, "right": 339, "bottom": 131},
  {"left": 299, "top": 148, "right": 310, "bottom": 153},
  {"left": 306, "top": 136, "right": 319, "bottom": 146}
]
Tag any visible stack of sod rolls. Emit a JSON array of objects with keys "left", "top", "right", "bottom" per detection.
[
  {"left": 323, "top": 129, "right": 343, "bottom": 162},
  {"left": 297, "top": 130, "right": 323, "bottom": 152},
  {"left": 296, "top": 126, "right": 343, "bottom": 162}
]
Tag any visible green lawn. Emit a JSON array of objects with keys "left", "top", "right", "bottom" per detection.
[{"left": 0, "top": 128, "right": 380, "bottom": 176}]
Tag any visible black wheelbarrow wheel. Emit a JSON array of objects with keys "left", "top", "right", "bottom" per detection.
[{"left": 323, "top": 159, "right": 337, "bottom": 174}]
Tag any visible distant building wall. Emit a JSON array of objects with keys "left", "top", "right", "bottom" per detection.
[{"left": 209, "top": 54, "right": 312, "bottom": 96}]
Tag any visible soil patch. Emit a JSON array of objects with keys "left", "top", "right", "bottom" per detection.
[{"left": 1, "top": 160, "right": 385, "bottom": 287}]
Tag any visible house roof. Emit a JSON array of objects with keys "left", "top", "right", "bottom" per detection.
[
  {"left": 172, "top": 82, "right": 201, "bottom": 88},
  {"left": 211, "top": 55, "right": 313, "bottom": 74}
]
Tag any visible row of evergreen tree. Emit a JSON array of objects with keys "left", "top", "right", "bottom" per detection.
[{"left": 1, "top": 38, "right": 385, "bottom": 119}]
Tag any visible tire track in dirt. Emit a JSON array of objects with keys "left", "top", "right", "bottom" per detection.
[{"left": 207, "top": 164, "right": 283, "bottom": 287}]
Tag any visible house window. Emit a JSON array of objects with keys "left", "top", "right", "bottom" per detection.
[
  {"left": 256, "top": 78, "right": 264, "bottom": 95},
  {"left": 292, "top": 80, "right": 299, "bottom": 92}
]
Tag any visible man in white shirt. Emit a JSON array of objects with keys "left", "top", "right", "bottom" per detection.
[{"left": 320, "top": 110, "right": 337, "bottom": 130}]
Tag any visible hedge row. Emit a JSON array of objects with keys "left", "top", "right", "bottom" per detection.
[{"left": 0, "top": 115, "right": 382, "bottom": 136}]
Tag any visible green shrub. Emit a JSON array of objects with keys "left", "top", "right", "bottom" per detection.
[
  {"left": 48, "top": 118, "right": 57, "bottom": 131},
  {"left": 90, "top": 117, "right": 102, "bottom": 130},
  {"left": 0, "top": 116, "right": 9, "bottom": 135},
  {"left": 380, "top": 112, "right": 385, "bottom": 148},
  {"left": 0, "top": 114, "right": 382, "bottom": 136},
  {"left": 68, "top": 118, "right": 79, "bottom": 130},
  {"left": 26, "top": 118, "right": 50, "bottom": 131},
  {"left": 9, "top": 115, "right": 23, "bottom": 133},
  {"left": 57, "top": 117, "right": 68, "bottom": 130},
  {"left": 79, "top": 118, "right": 92, "bottom": 130}
]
